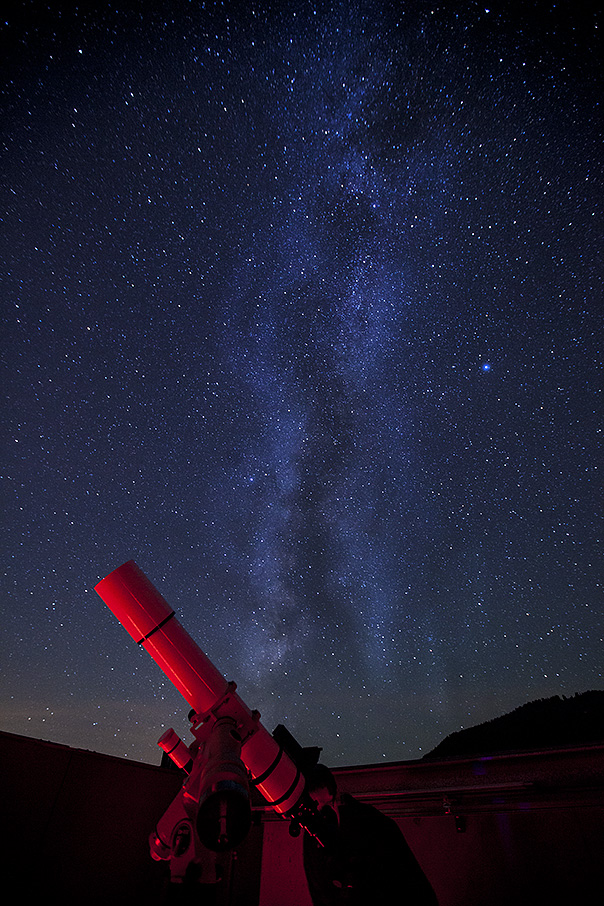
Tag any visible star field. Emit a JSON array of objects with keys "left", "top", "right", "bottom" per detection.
[{"left": 1, "top": 1, "right": 602, "bottom": 766}]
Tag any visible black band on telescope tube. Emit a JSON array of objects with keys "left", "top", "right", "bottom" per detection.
[
  {"left": 250, "top": 745, "right": 284, "bottom": 787},
  {"left": 165, "top": 737, "right": 181, "bottom": 757},
  {"left": 136, "top": 610, "right": 176, "bottom": 645},
  {"left": 266, "top": 767, "right": 302, "bottom": 808}
]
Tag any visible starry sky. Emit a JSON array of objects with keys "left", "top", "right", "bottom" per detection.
[{"left": 1, "top": 1, "right": 602, "bottom": 767}]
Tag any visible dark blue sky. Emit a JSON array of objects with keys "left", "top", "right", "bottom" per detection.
[{"left": 1, "top": 1, "right": 602, "bottom": 766}]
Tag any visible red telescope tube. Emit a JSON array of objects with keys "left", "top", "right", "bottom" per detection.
[{"left": 95, "top": 560, "right": 305, "bottom": 815}]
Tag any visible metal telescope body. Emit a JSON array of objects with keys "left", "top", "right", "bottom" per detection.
[{"left": 95, "top": 560, "right": 314, "bottom": 879}]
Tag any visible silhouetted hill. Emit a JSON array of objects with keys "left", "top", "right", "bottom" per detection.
[{"left": 424, "top": 690, "right": 604, "bottom": 759}]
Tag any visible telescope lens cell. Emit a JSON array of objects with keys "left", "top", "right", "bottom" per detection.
[{"left": 196, "top": 784, "right": 251, "bottom": 852}]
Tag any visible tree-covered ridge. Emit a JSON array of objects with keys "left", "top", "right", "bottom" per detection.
[{"left": 425, "top": 690, "right": 604, "bottom": 759}]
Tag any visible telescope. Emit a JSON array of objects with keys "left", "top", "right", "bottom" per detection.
[{"left": 95, "top": 560, "right": 323, "bottom": 884}]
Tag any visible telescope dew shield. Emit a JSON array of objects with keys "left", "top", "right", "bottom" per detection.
[
  {"left": 95, "top": 560, "right": 305, "bottom": 816},
  {"left": 158, "top": 729, "right": 193, "bottom": 772},
  {"left": 95, "top": 560, "right": 229, "bottom": 714}
]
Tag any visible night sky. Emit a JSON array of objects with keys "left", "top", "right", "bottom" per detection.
[{"left": 2, "top": 1, "right": 602, "bottom": 768}]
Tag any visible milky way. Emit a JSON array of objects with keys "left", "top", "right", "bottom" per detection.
[{"left": 1, "top": 2, "right": 601, "bottom": 765}]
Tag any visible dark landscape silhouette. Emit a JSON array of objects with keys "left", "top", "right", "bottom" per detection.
[{"left": 424, "top": 690, "right": 604, "bottom": 759}]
